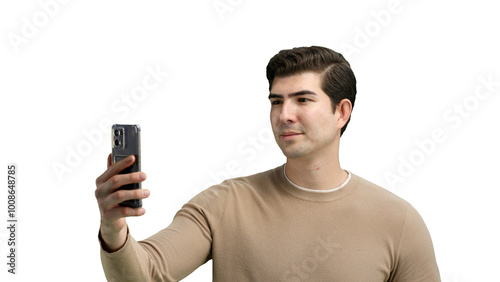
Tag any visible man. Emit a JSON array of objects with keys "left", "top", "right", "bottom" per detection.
[{"left": 95, "top": 46, "right": 441, "bottom": 281}]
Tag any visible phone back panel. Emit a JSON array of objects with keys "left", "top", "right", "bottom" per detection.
[{"left": 111, "top": 124, "right": 142, "bottom": 208}]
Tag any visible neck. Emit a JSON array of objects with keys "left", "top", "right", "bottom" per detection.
[{"left": 285, "top": 152, "right": 347, "bottom": 191}]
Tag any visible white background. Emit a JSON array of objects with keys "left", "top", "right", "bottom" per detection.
[{"left": 1, "top": 0, "right": 499, "bottom": 281}]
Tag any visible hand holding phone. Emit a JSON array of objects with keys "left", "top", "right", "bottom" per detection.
[{"left": 95, "top": 154, "right": 149, "bottom": 252}]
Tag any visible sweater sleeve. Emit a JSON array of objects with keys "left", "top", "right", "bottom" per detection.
[
  {"left": 389, "top": 204, "right": 441, "bottom": 282},
  {"left": 99, "top": 183, "right": 231, "bottom": 281}
]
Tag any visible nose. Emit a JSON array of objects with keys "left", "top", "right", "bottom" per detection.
[{"left": 279, "top": 100, "right": 297, "bottom": 124}]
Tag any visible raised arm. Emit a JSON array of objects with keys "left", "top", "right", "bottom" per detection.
[{"left": 95, "top": 154, "right": 225, "bottom": 281}]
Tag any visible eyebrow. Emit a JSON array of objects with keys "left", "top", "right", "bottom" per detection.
[{"left": 268, "top": 90, "right": 317, "bottom": 99}]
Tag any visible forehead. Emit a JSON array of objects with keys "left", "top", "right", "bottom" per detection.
[{"left": 270, "top": 71, "right": 324, "bottom": 95}]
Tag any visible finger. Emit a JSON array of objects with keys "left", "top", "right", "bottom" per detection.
[
  {"left": 103, "top": 206, "right": 146, "bottom": 222},
  {"left": 96, "top": 171, "right": 147, "bottom": 200},
  {"left": 101, "top": 188, "right": 150, "bottom": 212},
  {"left": 107, "top": 153, "right": 112, "bottom": 168},
  {"left": 107, "top": 171, "right": 146, "bottom": 191},
  {"left": 96, "top": 155, "right": 135, "bottom": 186}
]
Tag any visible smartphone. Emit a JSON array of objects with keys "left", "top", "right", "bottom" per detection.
[{"left": 111, "top": 124, "right": 142, "bottom": 208}]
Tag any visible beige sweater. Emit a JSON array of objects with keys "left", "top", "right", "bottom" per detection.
[{"left": 99, "top": 165, "right": 440, "bottom": 281}]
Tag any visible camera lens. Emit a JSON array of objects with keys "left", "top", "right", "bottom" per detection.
[{"left": 114, "top": 139, "right": 120, "bottom": 146}]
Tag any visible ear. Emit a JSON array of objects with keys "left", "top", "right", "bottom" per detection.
[{"left": 335, "top": 98, "right": 352, "bottom": 130}]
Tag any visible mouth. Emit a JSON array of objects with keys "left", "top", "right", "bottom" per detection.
[{"left": 280, "top": 131, "right": 303, "bottom": 140}]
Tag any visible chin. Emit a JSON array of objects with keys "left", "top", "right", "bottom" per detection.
[{"left": 281, "top": 147, "right": 309, "bottom": 159}]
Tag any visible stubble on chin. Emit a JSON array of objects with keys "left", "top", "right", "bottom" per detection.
[{"left": 279, "top": 141, "right": 309, "bottom": 159}]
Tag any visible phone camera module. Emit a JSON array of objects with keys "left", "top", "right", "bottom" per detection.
[{"left": 112, "top": 126, "right": 125, "bottom": 148}]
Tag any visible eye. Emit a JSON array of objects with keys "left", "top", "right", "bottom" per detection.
[
  {"left": 270, "top": 100, "right": 282, "bottom": 105},
  {"left": 297, "top": 97, "right": 309, "bottom": 103}
]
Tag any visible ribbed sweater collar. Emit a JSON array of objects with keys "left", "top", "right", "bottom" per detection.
[{"left": 273, "top": 164, "right": 359, "bottom": 202}]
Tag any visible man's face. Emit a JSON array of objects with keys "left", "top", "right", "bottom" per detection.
[{"left": 269, "top": 72, "right": 342, "bottom": 161}]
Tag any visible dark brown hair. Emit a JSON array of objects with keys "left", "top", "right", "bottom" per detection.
[{"left": 266, "top": 46, "right": 357, "bottom": 136}]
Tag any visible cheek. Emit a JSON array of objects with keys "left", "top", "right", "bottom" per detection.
[
  {"left": 304, "top": 112, "right": 335, "bottom": 136},
  {"left": 269, "top": 109, "right": 277, "bottom": 122},
  {"left": 270, "top": 110, "right": 280, "bottom": 130},
  {"left": 297, "top": 111, "right": 315, "bottom": 127}
]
